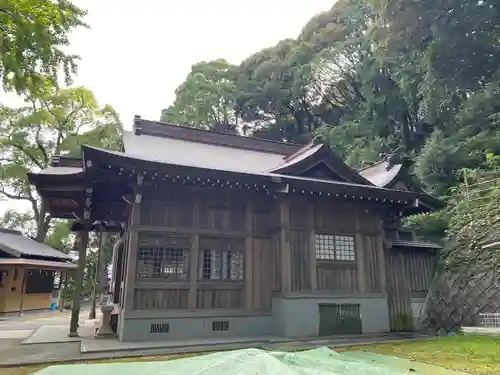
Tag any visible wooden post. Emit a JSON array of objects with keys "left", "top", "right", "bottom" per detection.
[
  {"left": 245, "top": 199, "right": 253, "bottom": 310},
  {"left": 307, "top": 204, "right": 317, "bottom": 291},
  {"left": 377, "top": 235, "right": 387, "bottom": 293},
  {"left": 69, "top": 228, "right": 89, "bottom": 337},
  {"left": 122, "top": 175, "right": 143, "bottom": 313},
  {"left": 18, "top": 268, "right": 26, "bottom": 317},
  {"left": 89, "top": 225, "right": 104, "bottom": 319},
  {"left": 376, "top": 214, "right": 387, "bottom": 293},
  {"left": 355, "top": 210, "right": 367, "bottom": 293},
  {"left": 279, "top": 198, "right": 291, "bottom": 294},
  {"left": 113, "top": 244, "right": 123, "bottom": 304},
  {"left": 188, "top": 192, "right": 200, "bottom": 310}
]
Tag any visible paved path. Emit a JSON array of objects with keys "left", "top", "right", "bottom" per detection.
[{"left": 0, "top": 306, "right": 100, "bottom": 365}]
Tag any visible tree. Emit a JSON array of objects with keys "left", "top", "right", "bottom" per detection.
[
  {"left": 0, "top": 0, "right": 88, "bottom": 92},
  {"left": 0, "top": 84, "right": 122, "bottom": 241},
  {"left": 161, "top": 59, "right": 239, "bottom": 131},
  {"left": 235, "top": 39, "right": 318, "bottom": 143}
]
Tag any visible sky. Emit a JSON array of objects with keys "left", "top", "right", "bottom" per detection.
[{"left": 4, "top": 0, "right": 334, "bottom": 130}]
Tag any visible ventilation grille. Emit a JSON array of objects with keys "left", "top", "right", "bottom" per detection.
[
  {"left": 212, "top": 320, "right": 229, "bottom": 331},
  {"left": 150, "top": 323, "right": 169, "bottom": 334}
]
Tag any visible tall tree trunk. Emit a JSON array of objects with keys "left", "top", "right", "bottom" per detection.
[{"left": 35, "top": 198, "right": 51, "bottom": 242}]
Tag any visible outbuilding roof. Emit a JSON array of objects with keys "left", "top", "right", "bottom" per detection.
[{"left": 0, "top": 228, "right": 72, "bottom": 261}]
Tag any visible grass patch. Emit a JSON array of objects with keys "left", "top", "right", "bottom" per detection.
[
  {"left": 340, "top": 335, "right": 500, "bottom": 375},
  {"left": 2, "top": 336, "right": 500, "bottom": 375}
]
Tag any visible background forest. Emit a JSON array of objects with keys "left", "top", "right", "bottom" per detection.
[
  {"left": 1, "top": 0, "right": 499, "bottom": 303},
  {"left": 162, "top": 0, "right": 500, "bottom": 240}
]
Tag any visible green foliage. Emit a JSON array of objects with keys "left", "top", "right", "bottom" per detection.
[
  {"left": 161, "top": 60, "right": 239, "bottom": 130},
  {"left": 0, "top": 83, "right": 122, "bottom": 241},
  {"left": 0, "top": 0, "right": 88, "bottom": 92},
  {"left": 402, "top": 210, "right": 451, "bottom": 239}
]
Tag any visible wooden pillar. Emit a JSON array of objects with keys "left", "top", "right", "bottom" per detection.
[
  {"left": 69, "top": 228, "right": 89, "bottom": 337},
  {"left": 245, "top": 199, "right": 253, "bottom": 310},
  {"left": 188, "top": 192, "right": 200, "bottom": 310},
  {"left": 18, "top": 268, "right": 26, "bottom": 316},
  {"left": 377, "top": 234, "right": 387, "bottom": 293},
  {"left": 113, "top": 244, "right": 123, "bottom": 304},
  {"left": 355, "top": 210, "right": 367, "bottom": 293},
  {"left": 376, "top": 214, "right": 387, "bottom": 293},
  {"left": 279, "top": 197, "right": 291, "bottom": 294},
  {"left": 307, "top": 204, "right": 317, "bottom": 291},
  {"left": 122, "top": 175, "right": 143, "bottom": 313}
]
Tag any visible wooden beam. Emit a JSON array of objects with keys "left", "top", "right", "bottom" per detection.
[
  {"left": 135, "top": 225, "right": 270, "bottom": 239},
  {"left": 245, "top": 200, "right": 253, "bottom": 310},
  {"left": 188, "top": 234, "right": 199, "bottom": 310},
  {"left": 122, "top": 175, "right": 143, "bottom": 312},
  {"left": 279, "top": 197, "right": 291, "bottom": 294},
  {"left": 188, "top": 192, "right": 200, "bottom": 310},
  {"left": 355, "top": 210, "right": 367, "bottom": 293},
  {"left": 376, "top": 215, "right": 387, "bottom": 293},
  {"left": 18, "top": 269, "right": 26, "bottom": 317},
  {"left": 308, "top": 204, "right": 317, "bottom": 291}
]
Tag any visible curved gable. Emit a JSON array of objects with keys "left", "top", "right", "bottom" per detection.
[{"left": 269, "top": 140, "right": 373, "bottom": 185}]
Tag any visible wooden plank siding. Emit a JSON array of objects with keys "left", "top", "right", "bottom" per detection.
[
  {"left": 386, "top": 247, "right": 438, "bottom": 331},
  {"left": 290, "top": 230, "right": 311, "bottom": 292},
  {"left": 129, "top": 186, "right": 275, "bottom": 313},
  {"left": 123, "top": 183, "right": 392, "bottom": 314}
]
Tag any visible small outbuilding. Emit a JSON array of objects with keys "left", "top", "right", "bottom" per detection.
[{"left": 0, "top": 228, "right": 76, "bottom": 315}]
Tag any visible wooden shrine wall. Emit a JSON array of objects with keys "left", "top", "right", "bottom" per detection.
[
  {"left": 273, "top": 196, "right": 386, "bottom": 295},
  {"left": 131, "top": 186, "right": 274, "bottom": 313},
  {"left": 386, "top": 247, "right": 438, "bottom": 331}
]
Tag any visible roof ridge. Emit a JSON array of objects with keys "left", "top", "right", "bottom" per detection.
[
  {"left": 132, "top": 116, "right": 302, "bottom": 155},
  {"left": 282, "top": 141, "right": 319, "bottom": 162}
]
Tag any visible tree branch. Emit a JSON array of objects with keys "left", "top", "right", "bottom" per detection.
[
  {"left": 0, "top": 188, "right": 34, "bottom": 202},
  {"left": 10, "top": 143, "right": 44, "bottom": 169}
]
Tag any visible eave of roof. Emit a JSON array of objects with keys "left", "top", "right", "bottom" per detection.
[
  {"left": 359, "top": 159, "right": 445, "bottom": 210},
  {"left": 0, "top": 258, "right": 77, "bottom": 270},
  {"left": 358, "top": 160, "right": 403, "bottom": 187},
  {"left": 0, "top": 228, "right": 73, "bottom": 261},
  {"left": 390, "top": 239, "right": 442, "bottom": 249},
  {"left": 82, "top": 144, "right": 420, "bottom": 203}
]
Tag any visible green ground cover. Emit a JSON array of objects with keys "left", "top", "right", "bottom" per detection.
[{"left": 2, "top": 335, "right": 498, "bottom": 375}]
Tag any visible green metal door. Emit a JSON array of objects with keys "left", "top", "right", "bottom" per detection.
[{"left": 318, "top": 303, "right": 362, "bottom": 336}]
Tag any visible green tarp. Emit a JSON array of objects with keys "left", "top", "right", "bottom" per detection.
[{"left": 35, "top": 347, "right": 467, "bottom": 375}]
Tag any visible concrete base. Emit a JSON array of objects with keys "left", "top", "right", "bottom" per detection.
[
  {"left": 116, "top": 294, "right": 390, "bottom": 342},
  {"left": 118, "top": 314, "right": 274, "bottom": 342},
  {"left": 272, "top": 294, "right": 390, "bottom": 337}
]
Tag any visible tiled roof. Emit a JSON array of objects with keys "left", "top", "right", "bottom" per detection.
[{"left": 0, "top": 228, "right": 72, "bottom": 261}]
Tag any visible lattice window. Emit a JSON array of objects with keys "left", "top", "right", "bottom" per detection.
[
  {"left": 315, "top": 234, "right": 355, "bottom": 261},
  {"left": 199, "top": 237, "right": 245, "bottom": 281},
  {"left": 137, "top": 246, "right": 189, "bottom": 281}
]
